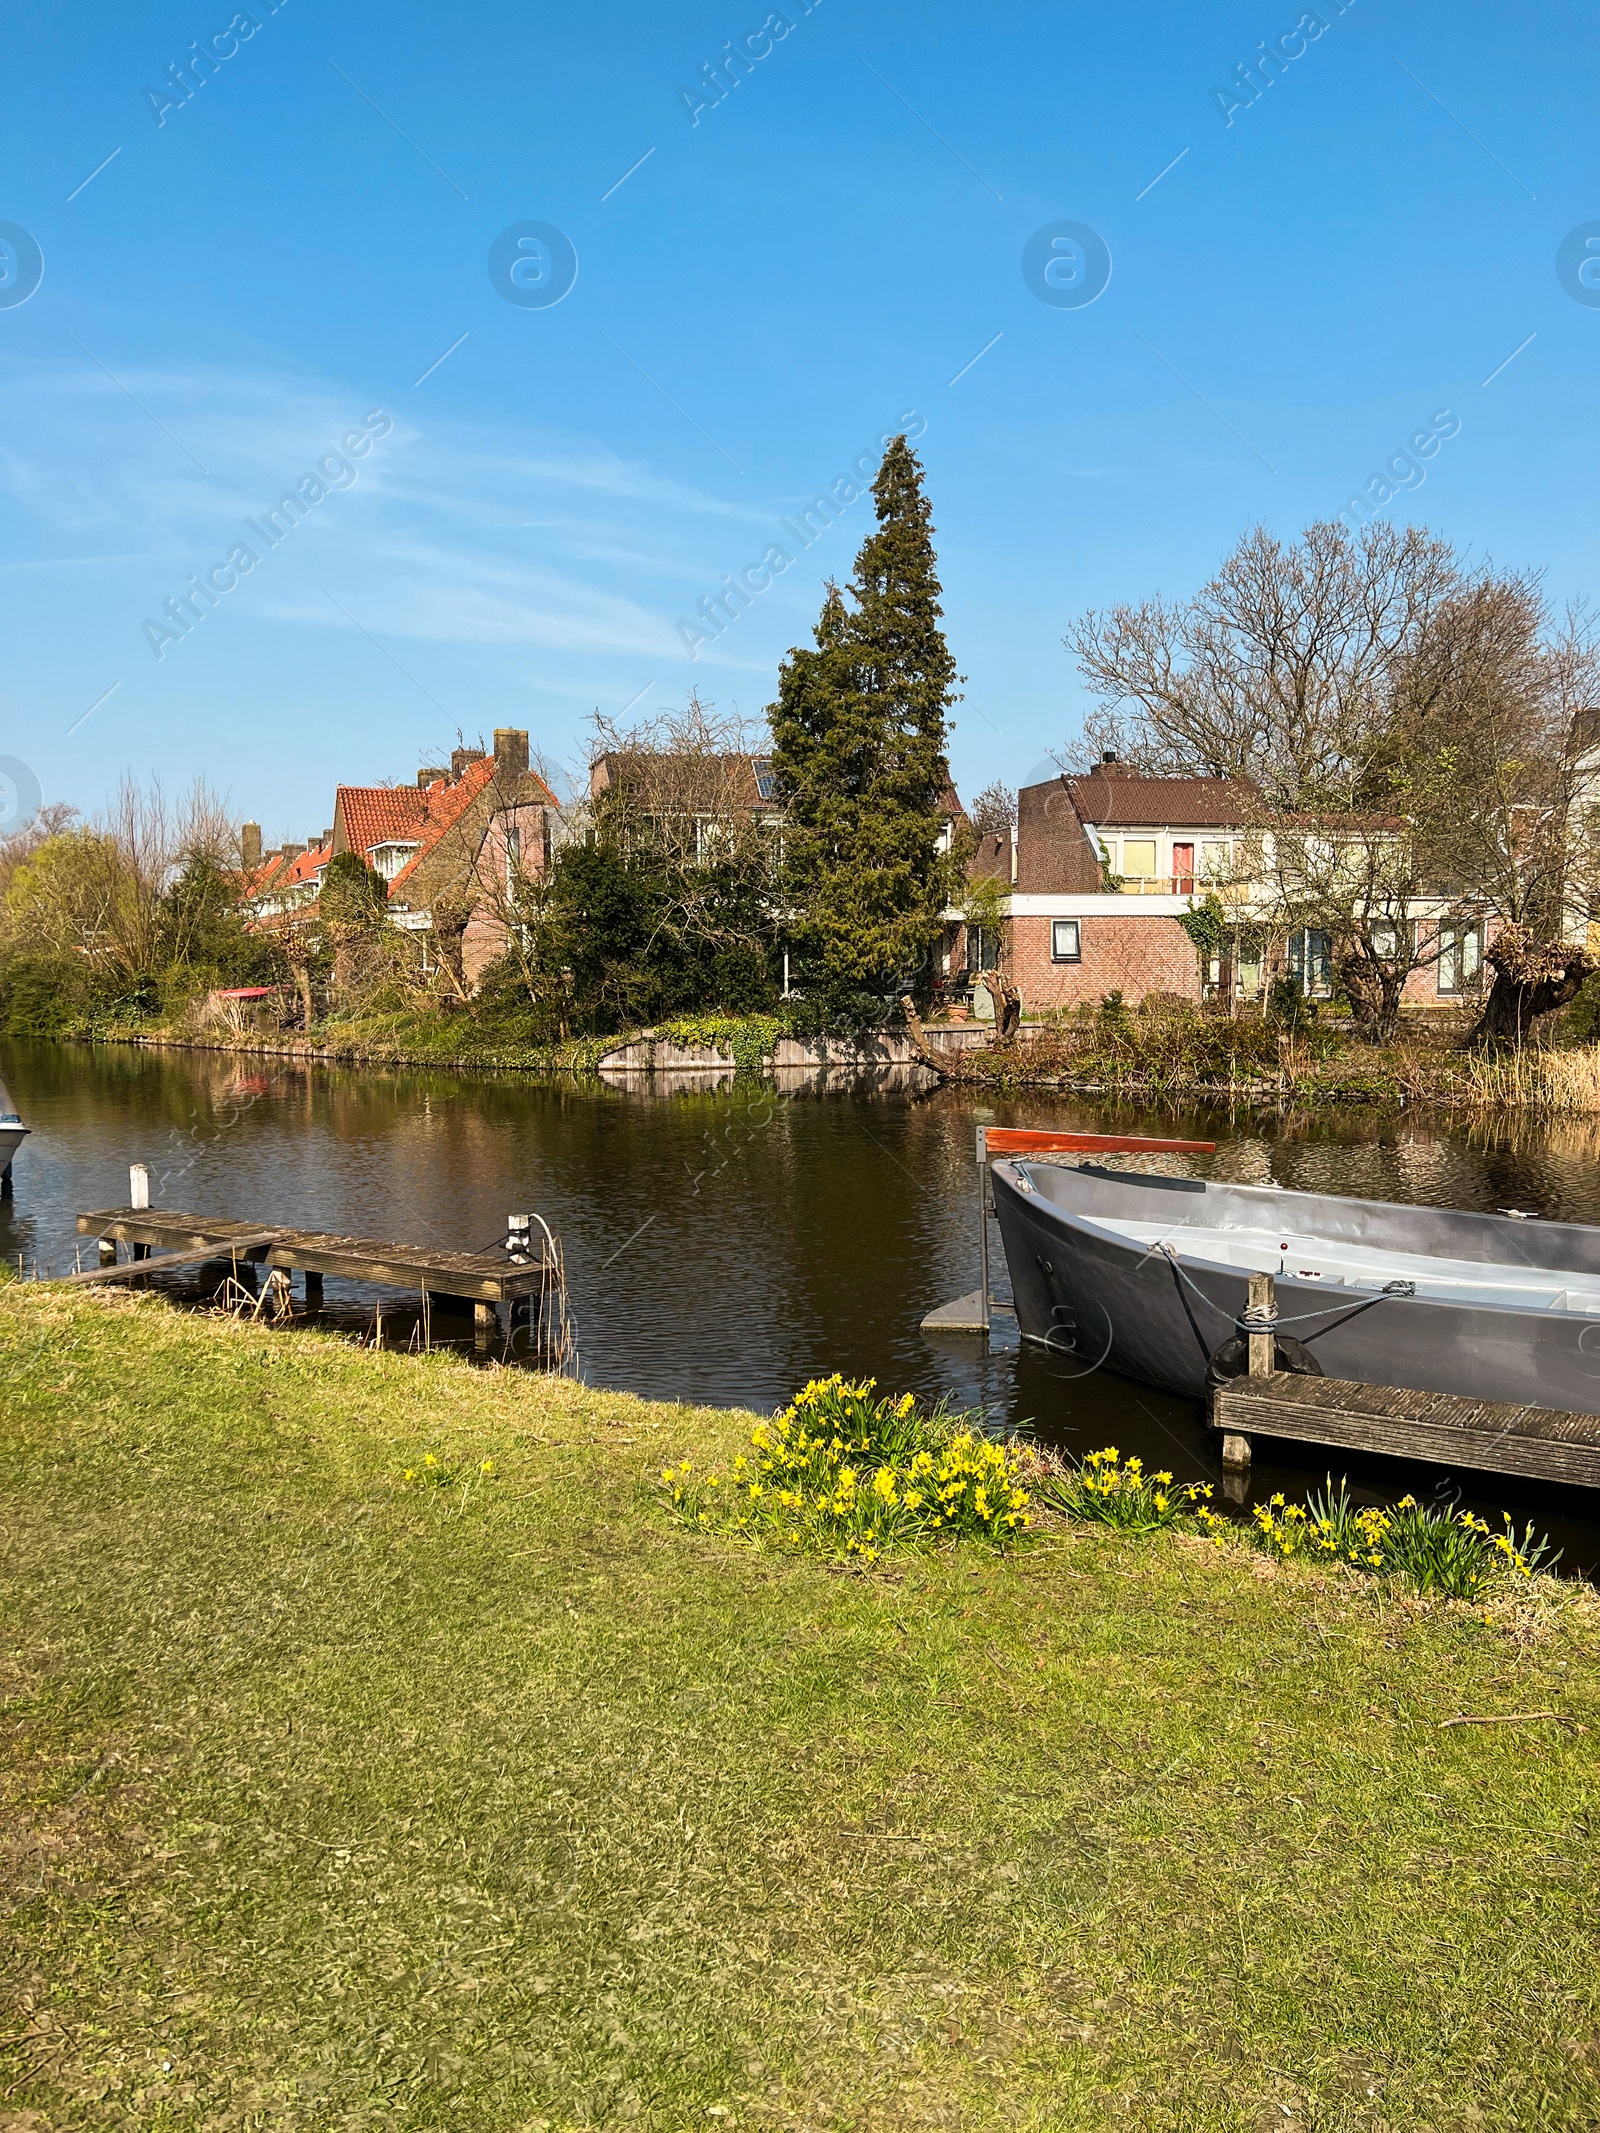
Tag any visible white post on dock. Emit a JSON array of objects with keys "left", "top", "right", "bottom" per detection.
[
  {"left": 129, "top": 1162, "right": 150, "bottom": 1260},
  {"left": 975, "top": 1124, "right": 990, "bottom": 1337}
]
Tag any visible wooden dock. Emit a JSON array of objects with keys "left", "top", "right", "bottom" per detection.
[
  {"left": 76, "top": 1206, "right": 554, "bottom": 1311},
  {"left": 1212, "top": 1373, "right": 1600, "bottom": 1491}
]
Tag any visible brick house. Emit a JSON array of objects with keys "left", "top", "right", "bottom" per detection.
[
  {"left": 1002, "top": 760, "right": 1251, "bottom": 1011},
  {"left": 242, "top": 729, "right": 561, "bottom": 985},
  {"left": 998, "top": 757, "right": 1487, "bottom": 1014},
  {"left": 588, "top": 748, "right": 782, "bottom": 842}
]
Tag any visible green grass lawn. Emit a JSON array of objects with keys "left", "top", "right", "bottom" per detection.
[{"left": 4, "top": 1287, "right": 1599, "bottom": 2131}]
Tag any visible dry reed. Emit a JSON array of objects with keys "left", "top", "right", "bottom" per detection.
[{"left": 1464, "top": 1045, "right": 1600, "bottom": 1113}]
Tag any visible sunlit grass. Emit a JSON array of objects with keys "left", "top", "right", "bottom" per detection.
[{"left": 4, "top": 1287, "right": 1600, "bottom": 2130}]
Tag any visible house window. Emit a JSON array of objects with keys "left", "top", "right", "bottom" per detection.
[
  {"left": 969, "top": 924, "right": 1001, "bottom": 972},
  {"left": 1437, "top": 924, "right": 1483, "bottom": 995},
  {"left": 1051, "top": 919, "right": 1081, "bottom": 962},
  {"left": 505, "top": 824, "right": 521, "bottom": 890},
  {"left": 753, "top": 758, "right": 776, "bottom": 802},
  {"left": 1200, "top": 839, "right": 1232, "bottom": 880},
  {"left": 1287, "top": 927, "right": 1333, "bottom": 997},
  {"left": 1120, "top": 838, "right": 1157, "bottom": 882}
]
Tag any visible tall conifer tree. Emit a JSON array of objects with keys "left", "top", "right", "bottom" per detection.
[{"left": 769, "top": 436, "right": 959, "bottom": 1008}]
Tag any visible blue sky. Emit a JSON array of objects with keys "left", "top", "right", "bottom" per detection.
[{"left": 3, "top": 0, "right": 1597, "bottom": 840}]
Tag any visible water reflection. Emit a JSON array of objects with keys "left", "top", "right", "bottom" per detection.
[{"left": 4, "top": 1040, "right": 1599, "bottom": 1571}]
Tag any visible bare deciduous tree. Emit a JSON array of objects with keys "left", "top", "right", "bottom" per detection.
[
  {"left": 1067, "top": 519, "right": 1460, "bottom": 809},
  {"left": 1067, "top": 520, "right": 1600, "bottom": 1043},
  {"left": 969, "top": 781, "right": 1017, "bottom": 836}
]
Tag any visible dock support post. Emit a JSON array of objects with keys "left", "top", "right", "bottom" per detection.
[
  {"left": 475, "top": 1301, "right": 497, "bottom": 1354},
  {"left": 1246, "top": 1271, "right": 1277, "bottom": 1379},
  {"left": 98, "top": 1236, "right": 117, "bottom": 1268},
  {"left": 976, "top": 1125, "right": 991, "bottom": 1338},
  {"left": 1222, "top": 1432, "right": 1252, "bottom": 1471},
  {"left": 303, "top": 1271, "right": 323, "bottom": 1312},
  {"left": 265, "top": 1268, "right": 293, "bottom": 1319},
  {"left": 129, "top": 1162, "right": 150, "bottom": 1259}
]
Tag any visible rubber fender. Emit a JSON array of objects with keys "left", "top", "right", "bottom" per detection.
[{"left": 1204, "top": 1333, "right": 1325, "bottom": 1399}]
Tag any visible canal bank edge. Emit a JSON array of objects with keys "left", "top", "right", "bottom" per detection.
[{"left": 27, "top": 1011, "right": 1599, "bottom": 1109}]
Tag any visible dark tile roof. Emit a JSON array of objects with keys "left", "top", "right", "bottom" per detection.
[{"left": 1057, "top": 772, "right": 1258, "bottom": 828}]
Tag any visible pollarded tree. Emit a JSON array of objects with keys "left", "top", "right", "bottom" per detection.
[{"left": 770, "top": 436, "right": 960, "bottom": 1011}]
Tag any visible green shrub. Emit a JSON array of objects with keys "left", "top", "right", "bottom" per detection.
[
  {"left": 660, "top": 1375, "right": 1031, "bottom": 1564},
  {"left": 658, "top": 1012, "right": 786, "bottom": 1074},
  {"left": 1566, "top": 973, "right": 1600, "bottom": 1043}
]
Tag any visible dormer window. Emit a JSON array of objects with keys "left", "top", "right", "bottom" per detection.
[{"left": 366, "top": 840, "right": 423, "bottom": 881}]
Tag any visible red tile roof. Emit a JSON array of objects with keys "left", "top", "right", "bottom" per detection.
[
  {"left": 1060, "top": 772, "right": 1258, "bottom": 828},
  {"left": 385, "top": 758, "right": 496, "bottom": 895},
  {"left": 336, "top": 784, "right": 433, "bottom": 858},
  {"left": 241, "top": 854, "right": 286, "bottom": 897},
  {"left": 242, "top": 840, "right": 330, "bottom": 902},
  {"left": 388, "top": 756, "right": 560, "bottom": 896},
  {"left": 279, "top": 840, "right": 331, "bottom": 887}
]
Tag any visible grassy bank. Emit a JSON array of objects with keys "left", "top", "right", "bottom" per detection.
[{"left": 5, "top": 1289, "right": 1600, "bottom": 2129}]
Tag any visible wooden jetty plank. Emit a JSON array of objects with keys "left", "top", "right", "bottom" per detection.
[
  {"left": 77, "top": 1208, "right": 553, "bottom": 1304},
  {"left": 1214, "top": 1374, "right": 1600, "bottom": 1490},
  {"left": 53, "top": 1232, "right": 284, "bottom": 1289}
]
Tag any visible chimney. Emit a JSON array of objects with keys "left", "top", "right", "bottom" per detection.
[
  {"left": 494, "top": 728, "right": 530, "bottom": 778},
  {"left": 241, "top": 822, "right": 262, "bottom": 870},
  {"left": 451, "top": 746, "right": 486, "bottom": 780},
  {"left": 418, "top": 766, "right": 448, "bottom": 789},
  {"left": 280, "top": 841, "right": 305, "bottom": 864}
]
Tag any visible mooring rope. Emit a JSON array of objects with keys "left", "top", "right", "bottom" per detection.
[{"left": 1150, "top": 1239, "right": 1416, "bottom": 1345}]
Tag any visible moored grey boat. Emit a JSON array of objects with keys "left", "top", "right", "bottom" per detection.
[
  {"left": 0, "top": 1070, "right": 26, "bottom": 1185},
  {"left": 992, "top": 1159, "right": 1600, "bottom": 1417}
]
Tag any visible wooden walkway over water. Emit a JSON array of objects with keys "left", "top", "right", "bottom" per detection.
[
  {"left": 1212, "top": 1373, "right": 1600, "bottom": 1491},
  {"left": 75, "top": 1205, "right": 553, "bottom": 1315}
]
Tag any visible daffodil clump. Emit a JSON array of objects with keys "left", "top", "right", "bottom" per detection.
[
  {"left": 1238, "top": 1478, "right": 1556, "bottom": 1599},
  {"left": 1038, "top": 1446, "right": 1211, "bottom": 1530},
  {"left": 400, "top": 1451, "right": 497, "bottom": 1490},
  {"left": 1038, "top": 1452, "right": 1558, "bottom": 1602},
  {"left": 659, "top": 1376, "right": 1031, "bottom": 1563}
]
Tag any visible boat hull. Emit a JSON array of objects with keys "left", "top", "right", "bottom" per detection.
[
  {"left": 0, "top": 1123, "right": 25, "bottom": 1177},
  {"left": 992, "top": 1161, "right": 1600, "bottom": 1417}
]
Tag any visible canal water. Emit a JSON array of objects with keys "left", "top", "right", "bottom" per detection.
[{"left": 6, "top": 1038, "right": 1600, "bottom": 1571}]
